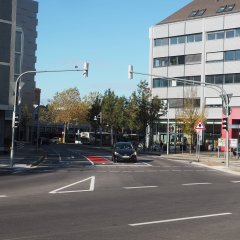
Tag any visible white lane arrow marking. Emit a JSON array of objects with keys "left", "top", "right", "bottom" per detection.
[{"left": 49, "top": 176, "right": 95, "bottom": 194}]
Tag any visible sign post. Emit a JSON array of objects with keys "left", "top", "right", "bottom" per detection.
[{"left": 194, "top": 120, "right": 206, "bottom": 162}]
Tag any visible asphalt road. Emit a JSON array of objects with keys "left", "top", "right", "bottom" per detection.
[{"left": 1, "top": 144, "right": 240, "bottom": 240}]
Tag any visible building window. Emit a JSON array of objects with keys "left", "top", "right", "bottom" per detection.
[
  {"left": 170, "top": 36, "right": 186, "bottom": 45},
  {"left": 207, "top": 33, "right": 215, "bottom": 40},
  {"left": 185, "top": 54, "right": 201, "bottom": 64},
  {"left": 153, "top": 78, "right": 168, "bottom": 88},
  {"left": 226, "top": 30, "right": 235, "bottom": 38},
  {"left": 216, "top": 32, "right": 224, "bottom": 39},
  {"left": 189, "top": 10, "right": 198, "bottom": 17},
  {"left": 154, "top": 38, "right": 168, "bottom": 47},
  {"left": 225, "top": 74, "right": 234, "bottom": 84},
  {"left": 206, "top": 74, "right": 240, "bottom": 85},
  {"left": 187, "top": 33, "right": 202, "bottom": 43},
  {"left": 225, "top": 4, "right": 235, "bottom": 12},
  {"left": 224, "top": 51, "right": 235, "bottom": 61},
  {"left": 206, "top": 75, "right": 214, "bottom": 84},
  {"left": 170, "top": 37, "right": 178, "bottom": 45},
  {"left": 235, "top": 74, "right": 240, "bottom": 83},
  {"left": 169, "top": 55, "right": 185, "bottom": 66},
  {"left": 189, "top": 9, "right": 206, "bottom": 17},
  {"left": 153, "top": 57, "right": 168, "bottom": 67},
  {"left": 195, "top": 33, "right": 202, "bottom": 42},
  {"left": 216, "top": 6, "right": 226, "bottom": 13},
  {"left": 196, "top": 9, "right": 206, "bottom": 16},
  {"left": 215, "top": 75, "right": 224, "bottom": 85}
]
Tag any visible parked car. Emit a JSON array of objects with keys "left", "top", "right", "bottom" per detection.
[
  {"left": 112, "top": 142, "right": 137, "bottom": 163},
  {"left": 233, "top": 145, "right": 240, "bottom": 156}
]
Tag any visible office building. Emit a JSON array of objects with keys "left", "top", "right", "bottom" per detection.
[
  {"left": 149, "top": 0, "right": 240, "bottom": 149},
  {"left": 0, "top": 0, "right": 38, "bottom": 150}
]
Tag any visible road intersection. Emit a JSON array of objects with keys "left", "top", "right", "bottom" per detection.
[{"left": 1, "top": 144, "right": 240, "bottom": 239}]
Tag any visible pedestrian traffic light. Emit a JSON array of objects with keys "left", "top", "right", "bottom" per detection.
[
  {"left": 128, "top": 65, "right": 133, "bottom": 80},
  {"left": 83, "top": 62, "right": 89, "bottom": 78},
  {"left": 14, "top": 115, "right": 19, "bottom": 128},
  {"left": 222, "top": 117, "right": 228, "bottom": 130}
]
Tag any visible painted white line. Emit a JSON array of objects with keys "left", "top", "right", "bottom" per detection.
[
  {"left": 142, "top": 162, "right": 153, "bottom": 166},
  {"left": 124, "top": 186, "right": 158, "bottom": 189},
  {"left": 82, "top": 156, "right": 94, "bottom": 165},
  {"left": 0, "top": 195, "right": 7, "bottom": 198},
  {"left": 231, "top": 181, "right": 240, "bottom": 183},
  {"left": 182, "top": 183, "right": 212, "bottom": 186},
  {"left": 49, "top": 176, "right": 95, "bottom": 194},
  {"left": 129, "top": 212, "right": 232, "bottom": 227}
]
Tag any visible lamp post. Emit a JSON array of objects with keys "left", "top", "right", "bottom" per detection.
[
  {"left": 128, "top": 65, "right": 231, "bottom": 167},
  {"left": 10, "top": 63, "right": 89, "bottom": 168}
]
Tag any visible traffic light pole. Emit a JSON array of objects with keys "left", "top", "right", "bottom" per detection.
[
  {"left": 128, "top": 65, "right": 231, "bottom": 167},
  {"left": 10, "top": 65, "right": 89, "bottom": 168}
]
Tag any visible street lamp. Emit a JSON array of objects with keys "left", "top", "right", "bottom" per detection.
[
  {"left": 128, "top": 65, "right": 231, "bottom": 167},
  {"left": 10, "top": 62, "right": 89, "bottom": 168}
]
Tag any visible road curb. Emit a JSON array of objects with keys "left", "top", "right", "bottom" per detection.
[{"left": 191, "top": 162, "right": 240, "bottom": 176}]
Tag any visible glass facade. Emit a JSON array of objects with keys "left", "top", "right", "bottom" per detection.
[
  {"left": 0, "top": 22, "right": 11, "bottom": 63},
  {"left": 0, "top": 0, "right": 12, "bottom": 21}
]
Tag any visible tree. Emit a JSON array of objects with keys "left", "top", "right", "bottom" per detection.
[
  {"left": 48, "top": 87, "right": 88, "bottom": 143},
  {"left": 86, "top": 94, "right": 102, "bottom": 144},
  {"left": 133, "top": 80, "right": 162, "bottom": 150},
  {"left": 175, "top": 87, "right": 207, "bottom": 152},
  {"left": 101, "top": 89, "right": 118, "bottom": 145},
  {"left": 19, "top": 104, "right": 32, "bottom": 140}
]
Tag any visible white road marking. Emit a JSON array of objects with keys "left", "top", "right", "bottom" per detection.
[
  {"left": 142, "top": 162, "right": 153, "bottom": 166},
  {"left": 231, "top": 181, "right": 240, "bottom": 183},
  {"left": 49, "top": 176, "right": 95, "bottom": 194},
  {"left": 0, "top": 195, "right": 7, "bottom": 198},
  {"left": 82, "top": 156, "right": 94, "bottom": 165},
  {"left": 129, "top": 212, "right": 232, "bottom": 227},
  {"left": 123, "top": 186, "right": 158, "bottom": 189},
  {"left": 182, "top": 182, "right": 212, "bottom": 186}
]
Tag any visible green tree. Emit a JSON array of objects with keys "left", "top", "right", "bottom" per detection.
[
  {"left": 19, "top": 104, "right": 32, "bottom": 140},
  {"left": 101, "top": 89, "right": 118, "bottom": 145},
  {"left": 133, "top": 80, "right": 162, "bottom": 150},
  {"left": 48, "top": 87, "right": 88, "bottom": 143},
  {"left": 176, "top": 87, "right": 207, "bottom": 152}
]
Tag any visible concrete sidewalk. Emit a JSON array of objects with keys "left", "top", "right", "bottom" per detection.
[
  {"left": 0, "top": 142, "right": 45, "bottom": 173},
  {"left": 159, "top": 151, "right": 240, "bottom": 175}
]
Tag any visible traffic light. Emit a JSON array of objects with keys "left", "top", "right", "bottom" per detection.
[
  {"left": 222, "top": 117, "right": 228, "bottom": 130},
  {"left": 14, "top": 115, "right": 19, "bottom": 128},
  {"left": 83, "top": 62, "right": 89, "bottom": 78},
  {"left": 128, "top": 65, "right": 133, "bottom": 80}
]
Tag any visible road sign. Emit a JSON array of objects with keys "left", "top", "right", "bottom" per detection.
[
  {"left": 230, "top": 139, "right": 238, "bottom": 148},
  {"left": 228, "top": 124, "right": 240, "bottom": 129},
  {"left": 218, "top": 138, "right": 225, "bottom": 147},
  {"left": 194, "top": 120, "right": 206, "bottom": 130}
]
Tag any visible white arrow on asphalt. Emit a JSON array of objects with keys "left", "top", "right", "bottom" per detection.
[{"left": 49, "top": 176, "right": 95, "bottom": 194}]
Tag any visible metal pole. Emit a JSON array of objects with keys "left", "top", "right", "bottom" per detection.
[
  {"left": 36, "top": 106, "right": 40, "bottom": 152},
  {"left": 167, "top": 100, "right": 170, "bottom": 155},
  {"left": 9, "top": 67, "right": 88, "bottom": 168}
]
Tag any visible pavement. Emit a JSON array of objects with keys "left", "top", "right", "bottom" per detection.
[
  {"left": 1, "top": 143, "right": 240, "bottom": 175},
  {"left": 0, "top": 142, "right": 46, "bottom": 174}
]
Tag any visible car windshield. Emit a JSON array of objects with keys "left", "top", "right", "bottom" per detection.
[{"left": 115, "top": 143, "right": 133, "bottom": 150}]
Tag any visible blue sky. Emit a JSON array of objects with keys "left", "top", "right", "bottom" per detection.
[{"left": 36, "top": 0, "right": 192, "bottom": 104}]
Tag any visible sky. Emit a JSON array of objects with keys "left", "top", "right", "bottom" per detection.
[{"left": 36, "top": 0, "right": 192, "bottom": 104}]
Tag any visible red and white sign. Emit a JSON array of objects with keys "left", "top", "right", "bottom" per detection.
[{"left": 194, "top": 120, "right": 206, "bottom": 131}]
